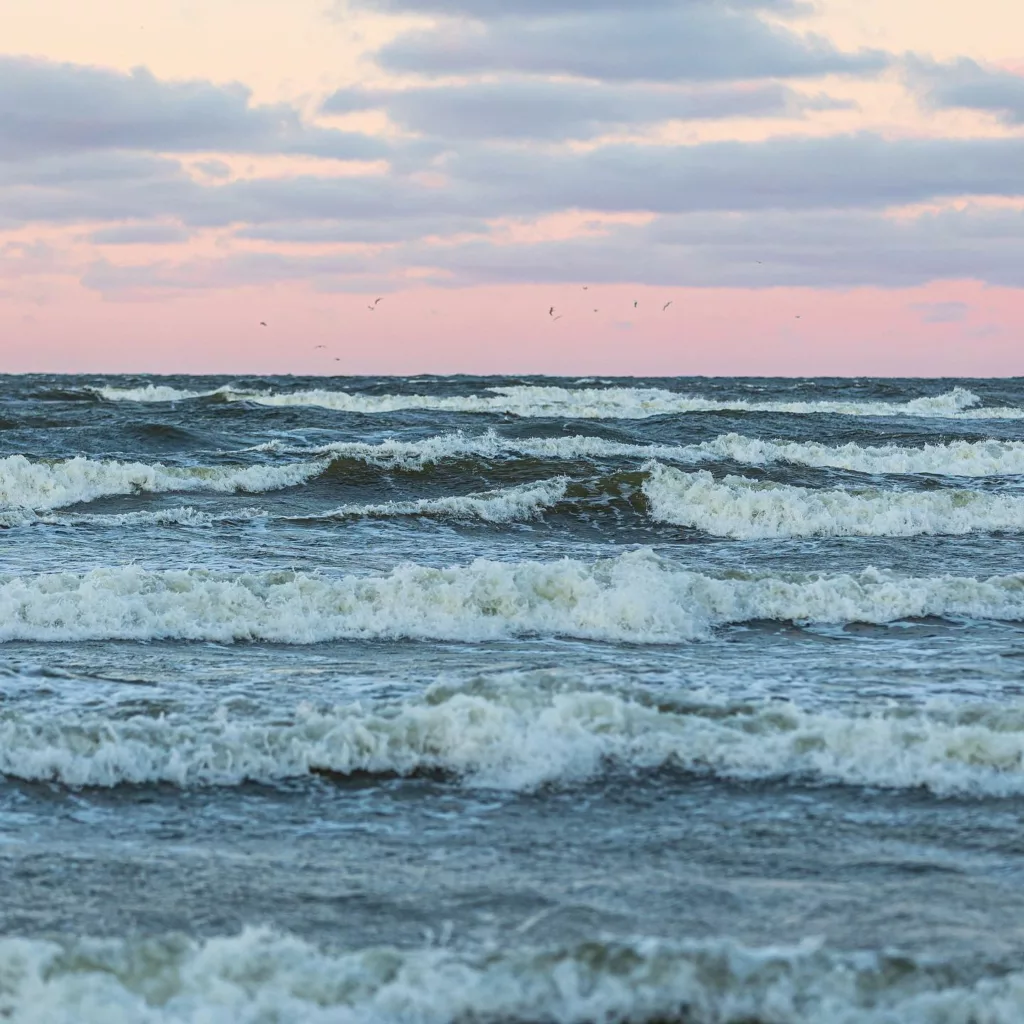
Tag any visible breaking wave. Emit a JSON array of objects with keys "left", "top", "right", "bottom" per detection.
[
  {"left": 643, "top": 463, "right": 1024, "bottom": 539},
  {"left": 93, "top": 383, "right": 1024, "bottom": 419},
  {"left": 1, "top": 552, "right": 1022, "bottom": 644},
  {"left": 254, "top": 430, "right": 1024, "bottom": 478},
  {"left": 298, "top": 477, "right": 569, "bottom": 525},
  {"left": 4, "top": 926, "right": 1024, "bottom": 1024},
  {"left": 8, "top": 682, "right": 1024, "bottom": 795},
  {"left": 0, "top": 454, "right": 325, "bottom": 511}
]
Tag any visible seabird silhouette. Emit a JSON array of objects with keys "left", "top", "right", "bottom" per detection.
[
  {"left": 633, "top": 301, "right": 638, "bottom": 308},
  {"left": 548, "top": 306, "right": 556, "bottom": 317},
  {"left": 662, "top": 301, "right": 672, "bottom": 311},
  {"left": 259, "top": 321, "right": 267, "bottom": 327},
  {"left": 552, "top": 315, "right": 563, "bottom": 321}
]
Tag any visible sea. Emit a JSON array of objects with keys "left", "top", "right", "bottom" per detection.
[{"left": 2, "top": 373, "right": 1024, "bottom": 1022}]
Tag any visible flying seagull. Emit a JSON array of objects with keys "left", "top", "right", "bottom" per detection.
[
  {"left": 259, "top": 321, "right": 267, "bottom": 327},
  {"left": 582, "top": 286, "right": 588, "bottom": 291},
  {"left": 662, "top": 301, "right": 672, "bottom": 312},
  {"left": 313, "top": 345, "right": 326, "bottom": 349},
  {"left": 548, "top": 306, "right": 556, "bottom": 317},
  {"left": 633, "top": 301, "right": 638, "bottom": 308}
]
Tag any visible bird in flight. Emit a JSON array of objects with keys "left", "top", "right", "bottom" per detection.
[
  {"left": 259, "top": 321, "right": 267, "bottom": 327},
  {"left": 552, "top": 315, "right": 563, "bottom": 322},
  {"left": 795, "top": 315, "right": 802, "bottom": 319},
  {"left": 593, "top": 309, "right": 599, "bottom": 313},
  {"left": 662, "top": 301, "right": 672, "bottom": 312},
  {"left": 368, "top": 297, "right": 383, "bottom": 310},
  {"left": 313, "top": 345, "right": 326, "bottom": 349},
  {"left": 633, "top": 301, "right": 638, "bottom": 308},
  {"left": 548, "top": 306, "right": 556, "bottom": 317},
  {"left": 582, "top": 286, "right": 588, "bottom": 291}
]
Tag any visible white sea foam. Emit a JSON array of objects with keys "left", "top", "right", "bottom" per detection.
[
  {"left": 0, "top": 455, "right": 326, "bottom": 510},
  {"left": 7, "top": 684, "right": 1024, "bottom": 796},
  {"left": 0, "top": 552, "right": 1022, "bottom": 645},
  {"left": 4, "top": 926, "right": 1024, "bottom": 1024},
  {"left": 643, "top": 463, "right": 1024, "bottom": 539},
  {"left": 91, "top": 384, "right": 223, "bottom": 403},
  {"left": 95, "top": 383, "right": 1024, "bottom": 419},
  {"left": 306, "top": 477, "right": 569, "bottom": 524},
  {"left": 262, "top": 429, "right": 1024, "bottom": 478}
]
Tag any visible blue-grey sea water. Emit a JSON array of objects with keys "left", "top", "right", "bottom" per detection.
[{"left": 2, "top": 374, "right": 1024, "bottom": 1021}]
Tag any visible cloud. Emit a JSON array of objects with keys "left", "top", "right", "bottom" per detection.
[
  {"left": 77, "top": 205, "right": 1024, "bottom": 295},
  {"left": 235, "top": 216, "right": 488, "bottom": 243},
  {"left": 5, "top": 132, "right": 1024, "bottom": 236},
  {"left": 349, "top": 0, "right": 812, "bottom": 15},
  {"left": 89, "top": 223, "right": 191, "bottom": 245},
  {"left": 402, "top": 205, "right": 1024, "bottom": 290},
  {"left": 911, "top": 300, "right": 970, "bottom": 323},
  {"left": 444, "top": 133, "right": 1024, "bottom": 215},
  {"left": 369, "top": 3, "right": 888, "bottom": 82},
  {"left": 0, "top": 56, "right": 387, "bottom": 162},
  {"left": 323, "top": 80, "right": 853, "bottom": 141},
  {"left": 906, "top": 56, "right": 1024, "bottom": 124}
]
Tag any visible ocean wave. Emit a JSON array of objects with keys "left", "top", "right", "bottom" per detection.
[
  {"left": 0, "top": 455, "right": 326, "bottom": 510},
  {"left": 255, "top": 430, "right": 1024, "bottom": 478},
  {"left": 94, "top": 383, "right": 1024, "bottom": 419},
  {"left": 8, "top": 682, "right": 1024, "bottom": 795},
  {"left": 299, "top": 477, "right": 569, "bottom": 525},
  {"left": 1, "top": 552, "right": 1022, "bottom": 645},
  {"left": 643, "top": 463, "right": 1024, "bottom": 539},
  {"left": 4, "top": 926, "right": 1023, "bottom": 1024}
]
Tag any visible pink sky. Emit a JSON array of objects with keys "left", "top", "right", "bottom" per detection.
[{"left": 1, "top": 0, "right": 1023, "bottom": 375}]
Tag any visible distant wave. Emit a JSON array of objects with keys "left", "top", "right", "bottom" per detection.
[
  {"left": 643, "top": 463, "right": 1024, "bottom": 539},
  {"left": 93, "top": 383, "right": 1024, "bottom": 419},
  {"left": 6, "top": 681, "right": 1024, "bottom": 795},
  {"left": 260, "top": 429, "right": 1024, "bottom": 477},
  {"left": 4, "top": 926, "right": 1022, "bottom": 1024},
  {"left": 0, "top": 454, "right": 326, "bottom": 510},
  {"left": 1, "top": 552, "right": 1022, "bottom": 644}
]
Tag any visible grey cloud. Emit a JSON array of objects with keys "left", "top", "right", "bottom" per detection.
[
  {"left": 89, "top": 223, "right": 191, "bottom": 244},
  {"left": 76, "top": 205, "right": 1024, "bottom": 294},
  {"left": 323, "top": 80, "right": 852, "bottom": 141},
  {"left": 398, "top": 205, "right": 1024, "bottom": 290},
  {"left": 235, "top": 216, "right": 488, "bottom": 243},
  {"left": 0, "top": 56, "right": 387, "bottom": 161},
  {"left": 906, "top": 57, "right": 1024, "bottom": 124},
  {"left": 374, "top": 6, "right": 887, "bottom": 82},
  {"left": 4, "top": 133, "right": 1024, "bottom": 237},
  {"left": 347, "top": 0, "right": 813, "bottom": 20},
  {"left": 444, "top": 133, "right": 1024, "bottom": 214}
]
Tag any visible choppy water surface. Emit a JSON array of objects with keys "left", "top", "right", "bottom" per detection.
[{"left": 2, "top": 374, "right": 1024, "bottom": 1022}]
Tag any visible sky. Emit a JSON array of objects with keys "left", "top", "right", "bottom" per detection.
[{"left": 1, "top": 0, "right": 1022, "bottom": 376}]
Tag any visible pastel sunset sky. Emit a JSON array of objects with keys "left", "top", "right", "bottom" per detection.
[{"left": 2, "top": 0, "right": 1023, "bottom": 375}]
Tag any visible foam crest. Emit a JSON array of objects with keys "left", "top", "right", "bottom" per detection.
[
  {"left": 307, "top": 477, "right": 569, "bottom": 524},
  {"left": 0, "top": 552, "right": 1022, "bottom": 645},
  {"left": 4, "top": 926, "right": 1024, "bottom": 1024},
  {"left": 262, "top": 430, "right": 1024, "bottom": 478},
  {"left": 644, "top": 463, "right": 1024, "bottom": 539},
  {"left": 97, "top": 383, "right": 1024, "bottom": 419},
  {"left": 91, "top": 384, "right": 221, "bottom": 402},
  {"left": 8, "top": 685, "right": 1024, "bottom": 796},
  {"left": 0, "top": 455, "right": 325, "bottom": 510}
]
